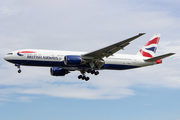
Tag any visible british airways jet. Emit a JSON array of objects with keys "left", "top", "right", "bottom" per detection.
[{"left": 4, "top": 33, "right": 175, "bottom": 81}]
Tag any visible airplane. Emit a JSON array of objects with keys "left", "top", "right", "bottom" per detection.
[{"left": 4, "top": 33, "right": 175, "bottom": 81}]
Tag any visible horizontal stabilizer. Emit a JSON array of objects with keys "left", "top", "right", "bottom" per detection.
[{"left": 144, "top": 53, "right": 175, "bottom": 62}]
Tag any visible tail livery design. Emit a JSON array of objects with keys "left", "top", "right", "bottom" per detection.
[{"left": 137, "top": 34, "right": 161, "bottom": 58}]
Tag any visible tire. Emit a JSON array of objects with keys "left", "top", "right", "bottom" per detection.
[
  {"left": 85, "top": 77, "right": 90, "bottom": 81},
  {"left": 95, "top": 71, "right": 99, "bottom": 75},
  {"left": 78, "top": 75, "right": 82, "bottom": 79},
  {"left": 91, "top": 70, "right": 95, "bottom": 74},
  {"left": 87, "top": 69, "right": 91, "bottom": 73},
  {"left": 82, "top": 76, "right": 85, "bottom": 80},
  {"left": 18, "top": 70, "right": 21, "bottom": 73}
]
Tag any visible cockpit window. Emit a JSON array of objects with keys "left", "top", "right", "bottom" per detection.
[{"left": 7, "top": 53, "right": 13, "bottom": 55}]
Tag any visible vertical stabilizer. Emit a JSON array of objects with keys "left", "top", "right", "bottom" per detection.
[{"left": 136, "top": 33, "right": 161, "bottom": 58}]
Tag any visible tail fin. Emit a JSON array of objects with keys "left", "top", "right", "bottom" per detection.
[{"left": 136, "top": 33, "right": 161, "bottom": 58}]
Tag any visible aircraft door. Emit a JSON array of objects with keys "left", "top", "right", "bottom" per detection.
[{"left": 132, "top": 57, "right": 136, "bottom": 65}]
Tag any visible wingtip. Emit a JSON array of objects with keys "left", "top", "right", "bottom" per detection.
[
  {"left": 139, "top": 33, "right": 146, "bottom": 35},
  {"left": 170, "top": 53, "right": 176, "bottom": 55},
  {"left": 166, "top": 53, "right": 176, "bottom": 57}
]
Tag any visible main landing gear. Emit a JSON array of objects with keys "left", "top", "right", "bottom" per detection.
[
  {"left": 78, "top": 69, "right": 99, "bottom": 81},
  {"left": 15, "top": 64, "right": 21, "bottom": 73},
  {"left": 87, "top": 69, "right": 99, "bottom": 75},
  {"left": 78, "top": 75, "right": 90, "bottom": 81}
]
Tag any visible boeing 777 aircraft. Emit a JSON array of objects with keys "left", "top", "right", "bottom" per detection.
[{"left": 4, "top": 33, "right": 175, "bottom": 81}]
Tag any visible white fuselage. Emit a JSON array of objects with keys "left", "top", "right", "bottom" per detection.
[{"left": 4, "top": 49, "right": 156, "bottom": 71}]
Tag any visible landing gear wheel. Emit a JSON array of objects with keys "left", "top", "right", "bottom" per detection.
[
  {"left": 79, "top": 70, "right": 91, "bottom": 81},
  {"left": 87, "top": 69, "right": 91, "bottom": 73},
  {"left": 18, "top": 69, "right": 21, "bottom": 73},
  {"left": 82, "top": 76, "right": 86, "bottom": 80},
  {"left": 78, "top": 74, "right": 90, "bottom": 81},
  {"left": 95, "top": 71, "right": 99, "bottom": 75},
  {"left": 78, "top": 75, "right": 82, "bottom": 79},
  {"left": 85, "top": 77, "right": 90, "bottom": 81},
  {"left": 91, "top": 70, "right": 95, "bottom": 74}
]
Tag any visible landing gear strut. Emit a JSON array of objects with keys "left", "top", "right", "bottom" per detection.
[
  {"left": 78, "top": 70, "right": 90, "bottom": 81},
  {"left": 15, "top": 64, "right": 21, "bottom": 73}
]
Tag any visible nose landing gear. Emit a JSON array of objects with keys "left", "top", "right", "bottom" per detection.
[{"left": 15, "top": 64, "right": 21, "bottom": 73}]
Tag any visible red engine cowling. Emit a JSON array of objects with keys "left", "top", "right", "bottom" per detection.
[
  {"left": 50, "top": 67, "right": 69, "bottom": 76},
  {"left": 156, "top": 59, "right": 162, "bottom": 64}
]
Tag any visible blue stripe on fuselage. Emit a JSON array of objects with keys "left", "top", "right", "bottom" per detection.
[
  {"left": 101, "top": 64, "right": 139, "bottom": 70},
  {"left": 6, "top": 60, "right": 140, "bottom": 70},
  {"left": 6, "top": 60, "right": 65, "bottom": 67}
]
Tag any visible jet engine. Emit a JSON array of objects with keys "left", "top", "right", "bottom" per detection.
[
  {"left": 64, "top": 55, "right": 83, "bottom": 66},
  {"left": 50, "top": 67, "right": 69, "bottom": 76},
  {"left": 156, "top": 59, "right": 162, "bottom": 64}
]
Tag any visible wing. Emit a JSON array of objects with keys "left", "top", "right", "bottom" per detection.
[{"left": 82, "top": 33, "right": 145, "bottom": 59}]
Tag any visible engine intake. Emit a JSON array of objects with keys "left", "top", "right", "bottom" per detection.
[
  {"left": 64, "top": 55, "right": 82, "bottom": 66},
  {"left": 50, "top": 67, "right": 69, "bottom": 76}
]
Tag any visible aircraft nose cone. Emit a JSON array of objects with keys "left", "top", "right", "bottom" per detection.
[{"left": 4, "top": 55, "right": 7, "bottom": 61}]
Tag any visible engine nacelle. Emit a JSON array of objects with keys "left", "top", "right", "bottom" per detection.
[
  {"left": 156, "top": 59, "right": 162, "bottom": 64},
  {"left": 64, "top": 55, "right": 82, "bottom": 66},
  {"left": 50, "top": 67, "right": 68, "bottom": 76}
]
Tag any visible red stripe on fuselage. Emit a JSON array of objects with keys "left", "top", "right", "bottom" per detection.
[
  {"left": 18, "top": 51, "right": 36, "bottom": 53},
  {"left": 145, "top": 37, "right": 160, "bottom": 46}
]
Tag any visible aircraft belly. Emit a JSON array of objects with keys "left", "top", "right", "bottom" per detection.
[
  {"left": 101, "top": 64, "right": 140, "bottom": 70},
  {"left": 6, "top": 59, "right": 65, "bottom": 67},
  {"left": 101, "top": 58, "right": 140, "bottom": 70},
  {"left": 7, "top": 59, "right": 140, "bottom": 71}
]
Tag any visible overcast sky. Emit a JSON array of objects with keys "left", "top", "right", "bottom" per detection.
[{"left": 0, "top": 0, "right": 180, "bottom": 120}]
